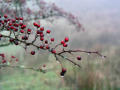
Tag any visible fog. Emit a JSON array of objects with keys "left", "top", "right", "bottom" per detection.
[{"left": 43, "top": 0, "right": 120, "bottom": 47}]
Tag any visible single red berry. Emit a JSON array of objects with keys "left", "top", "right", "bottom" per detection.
[
  {"left": 0, "top": 34, "right": 2, "bottom": 37},
  {"left": 7, "top": 19, "right": 10, "bottom": 21},
  {"left": 62, "top": 68, "right": 66, "bottom": 73},
  {"left": 40, "top": 45, "right": 44, "bottom": 49},
  {"left": 15, "top": 17, "right": 19, "bottom": 20},
  {"left": 19, "top": 22, "right": 23, "bottom": 26},
  {"left": 33, "top": 22, "right": 37, "bottom": 26},
  {"left": 40, "top": 33, "right": 44, "bottom": 37},
  {"left": 10, "top": 26, "right": 14, "bottom": 29},
  {"left": 40, "top": 27, "right": 44, "bottom": 31},
  {"left": 0, "top": 54, "right": 5, "bottom": 58},
  {"left": 60, "top": 68, "right": 67, "bottom": 76},
  {"left": 63, "top": 43, "right": 68, "bottom": 47},
  {"left": 51, "top": 38, "right": 54, "bottom": 42},
  {"left": 14, "top": 23, "right": 19, "bottom": 27},
  {"left": 12, "top": 19, "right": 16, "bottom": 23},
  {"left": 37, "top": 30, "right": 42, "bottom": 34},
  {"left": 9, "top": 23, "right": 12, "bottom": 26},
  {"left": 27, "top": 29, "right": 31, "bottom": 34},
  {"left": 4, "top": 14, "right": 8, "bottom": 18},
  {"left": 64, "top": 37, "right": 69, "bottom": 42},
  {"left": 46, "top": 30, "right": 51, "bottom": 34},
  {"left": 51, "top": 49, "right": 56, "bottom": 54},
  {"left": 16, "top": 58, "right": 19, "bottom": 62},
  {"left": 31, "top": 51, "right": 35, "bottom": 55},
  {"left": 9, "top": 38, "right": 14, "bottom": 42},
  {"left": 19, "top": 17, "right": 23, "bottom": 20},
  {"left": 77, "top": 56, "right": 82, "bottom": 60},
  {"left": 7, "top": 28, "right": 10, "bottom": 31},
  {"left": 14, "top": 28, "right": 18, "bottom": 32},
  {"left": 2, "top": 60, "right": 6, "bottom": 63},
  {"left": 1, "top": 21, "right": 4, "bottom": 24},
  {"left": 37, "top": 24, "right": 40, "bottom": 28},
  {"left": 21, "top": 25, "right": 26, "bottom": 29},
  {"left": 40, "top": 37, "right": 44, "bottom": 41},
  {"left": 11, "top": 56, "right": 15, "bottom": 58},
  {"left": 46, "top": 45, "right": 50, "bottom": 49},
  {"left": 61, "top": 40, "right": 65, "bottom": 44},
  {"left": 20, "top": 30, "right": 24, "bottom": 33},
  {"left": 4, "top": 19, "right": 8, "bottom": 22}
]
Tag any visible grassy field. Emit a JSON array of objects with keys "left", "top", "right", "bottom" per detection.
[{"left": 0, "top": 46, "right": 120, "bottom": 90}]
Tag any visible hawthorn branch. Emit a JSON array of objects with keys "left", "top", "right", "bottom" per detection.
[{"left": 58, "top": 49, "right": 106, "bottom": 58}]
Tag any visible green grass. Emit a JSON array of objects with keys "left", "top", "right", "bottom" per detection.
[{"left": 0, "top": 70, "right": 70, "bottom": 90}]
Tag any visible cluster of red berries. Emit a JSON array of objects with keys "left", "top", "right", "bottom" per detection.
[
  {"left": 0, "top": 53, "right": 18, "bottom": 64},
  {"left": 0, "top": 14, "right": 82, "bottom": 76}
]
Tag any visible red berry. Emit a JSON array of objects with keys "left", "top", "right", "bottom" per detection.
[
  {"left": 37, "top": 30, "right": 41, "bottom": 34},
  {"left": 19, "top": 22, "right": 23, "bottom": 26},
  {"left": 9, "top": 38, "right": 14, "bottom": 42},
  {"left": 51, "top": 38, "right": 54, "bottom": 42},
  {"left": 1, "top": 21, "right": 4, "bottom": 24},
  {"left": 63, "top": 43, "right": 67, "bottom": 47},
  {"left": 21, "top": 25, "right": 26, "bottom": 29},
  {"left": 62, "top": 68, "right": 66, "bottom": 72},
  {"left": 16, "top": 58, "right": 19, "bottom": 62},
  {"left": 19, "top": 17, "right": 23, "bottom": 20},
  {"left": 46, "top": 30, "right": 51, "bottom": 34},
  {"left": 61, "top": 40, "right": 65, "bottom": 44},
  {"left": 64, "top": 37, "right": 69, "bottom": 42},
  {"left": 4, "top": 19, "right": 8, "bottom": 22},
  {"left": 12, "top": 19, "right": 16, "bottom": 23},
  {"left": 31, "top": 51, "right": 35, "bottom": 55},
  {"left": 9, "top": 23, "right": 12, "bottom": 26},
  {"left": 77, "top": 56, "right": 82, "bottom": 60},
  {"left": 46, "top": 45, "right": 50, "bottom": 49},
  {"left": 60, "top": 68, "right": 67, "bottom": 76},
  {"left": 40, "top": 27, "right": 44, "bottom": 31},
  {"left": 20, "top": 30, "right": 24, "bottom": 33},
  {"left": 15, "top": 17, "right": 19, "bottom": 20},
  {"left": 4, "top": 14, "right": 8, "bottom": 18},
  {"left": 40, "top": 33, "right": 44, "bottom": 37},
  {"left": 0, "top": 34, "right": 2, "bottom": 37},
  {"left": 22, "top": 36, "right": 28, "bottom": 40},
  {"left": 10, "top": 26, "right": 14, "bottom": 29},
  {"left": 33, "top": 22, "right": 37, "bottom": 26},
  {"left": 40, "top": 45, "right": 44, "bottom": 49},
  {"left": 14, "top": 28, "right": 18, "bottom": 32},
  {"left": 27, "top": 29, "right": 31, "bottom": 34},
  {"left": 2, "top": 60, "right": 6, "bottom": 63},
  {"left": 11, "top": 56, "right": 15, "bottom": 58},
  {"left": 40, "top": 37, "right": 44, "bottom": 41},
  {"left": 37, "top": 24, "right": 40, "bottom": 28},
  {"left": 7, "top": 28, "right": 10, "bottom": 31},
  {"left": 0, "top": 54, "right": 5, "bottom": 58},
  {"left": 51, "top": 49, "right": 56, "bottom": 54}
]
